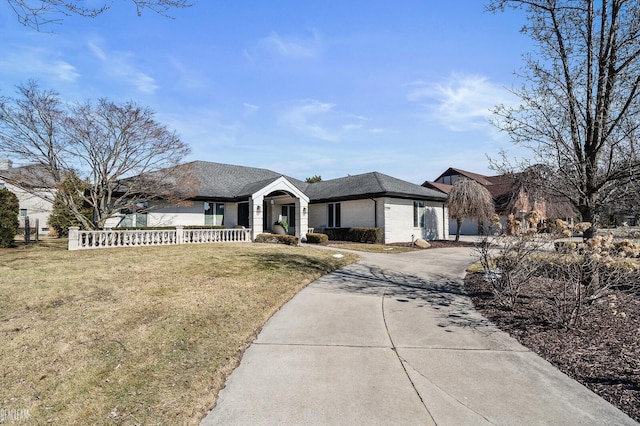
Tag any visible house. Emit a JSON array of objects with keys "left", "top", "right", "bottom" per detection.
[
  {"left": 0, "top": 159, "right": 54, "bottom": 236},
  {"left": 108, "top": 161, "right": 448, "bottom": 243},
  {"left": 423, "top": 167, "right": 576, "bottom": 236},
  {"left": 305, "top": 171, "right": 448, "bottom": 242}
]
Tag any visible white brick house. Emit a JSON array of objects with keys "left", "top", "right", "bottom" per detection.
[{"left": 110, "top": 161, "right": 448, "bottom": 244}]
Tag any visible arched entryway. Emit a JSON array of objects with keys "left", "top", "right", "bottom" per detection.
[{"left": 248, "top": 177, "right": 309, "bottom": 240}]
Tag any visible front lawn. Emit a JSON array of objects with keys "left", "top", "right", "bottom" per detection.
[{"left": 0, "top": 241, "right": 358, "bottom": 424}]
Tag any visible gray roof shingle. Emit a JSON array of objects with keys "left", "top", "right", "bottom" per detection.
[
  {"left": 174, "top": 161, "right": 308, "bottom": 200},
  {"left": 162, "top": 161, "right": 445, "bottom": 202},
  {"left": 305, "top": 171, "right": 446, "bottom": 202}
]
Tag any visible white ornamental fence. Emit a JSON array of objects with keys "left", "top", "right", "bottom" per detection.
[{"left": 68, "top": 226, "right": 251, "bottom": 250}]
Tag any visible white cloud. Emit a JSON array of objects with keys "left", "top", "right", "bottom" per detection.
[
  {"left": 52, "top": 61, "right": 81, "bottom": 81},
  {"left": 88, "top": 40, "right": 158, "bottom": 94},
  {"left": 243, "top": 103, "right": 260, "bottom": 116},
  {"left": 254, "top": 30, "right": 323, "bottom": 60},
  {"left": 0, "top": 48, "right": 80, "bottom": 82},
  {"left": 279, "top": 100, "right": 370, "bottom": 142},
  {"left": 407, "top": 73, "right": 516, "bottom": 132}
]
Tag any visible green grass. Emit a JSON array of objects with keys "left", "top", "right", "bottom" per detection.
[{"left": 0, "top": 240, "right": 358, "bottom": 424}]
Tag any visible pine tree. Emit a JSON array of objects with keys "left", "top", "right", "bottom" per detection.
[
  {"left": 0, "top": 188, "right": 19, "bottom": 247},
  {"left": 48, "top": 174, "right": 93, "bottom": 237}
]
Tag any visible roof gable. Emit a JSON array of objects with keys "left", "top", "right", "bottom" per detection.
[{"left": 434, "top": 167, "right": 494, "bottom": 186}]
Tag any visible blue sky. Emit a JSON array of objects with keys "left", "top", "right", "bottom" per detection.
[{"left": 0, "top": 1, "right": 531, "bottom": 183}]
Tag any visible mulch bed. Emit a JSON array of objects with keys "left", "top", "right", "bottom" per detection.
[{"left": 464, "top": 273, "right": 640, "bottom": 422}]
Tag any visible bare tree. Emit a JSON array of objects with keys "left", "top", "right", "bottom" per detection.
[
  {"left": 0, "top": 81, "right": 192, "bottom": 229},
  {"left": 488, "top": 0, "right": 640, "bottom": 239},
  {"left": 8, "top": 0, "right": 191, "bottom": 30},
  {"left": 447, "top": 178, "right": 495, "bottom": 241}
]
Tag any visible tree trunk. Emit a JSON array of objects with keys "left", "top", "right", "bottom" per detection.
[
  {"left": 455, "top": 218, "right": 462, "bottom": 242},
  {"left": 578, "top": 205, "right": 597, "bottom": 240}
]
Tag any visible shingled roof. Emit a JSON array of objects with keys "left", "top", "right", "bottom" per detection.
[
  {"left": 305, "top": 171, "right": 446, "bottom": 203},
  {"left": 161, "top": 161, "right": 446, "bottom": 203},
  {"left": 0, "top": 162, "right": 56, "bottom": 189},
  {"left": 433, "top": 167, "right": 494, "bottom": 186},
  {"left": 169, "top": 161, "right": 308, "bottom": 200}
]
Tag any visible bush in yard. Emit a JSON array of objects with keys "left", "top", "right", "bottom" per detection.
[
  {"left": 255, "top": 234, "right": 299, "bottom": 246},
  {"left": 322, "top": 227, "right": 350, "bottom": 241},
  {"left": 305, "top": 233, "right": 328, "bottom": 244},
  {"left": 0, "top": 188, "right": 19, "bottom": 247},
  {"left": 322, "top": 227, "right": 382, "bottom": 244},
  {"left": 479, "top": 219, "right": 640, "bottom": 328},
  {"left": 347, "top": 227, "right": 382, "bottom": 244},
  {"left": 477, "top": 227, "right": 548, "bottom": 308}
]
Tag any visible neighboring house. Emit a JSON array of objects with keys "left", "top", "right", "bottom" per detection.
[
  {"left": 0, "top": 159, "right": 55, "bottom": 236},
  {"left": 108, "top": 161, "right": 448, "bottom": 243},
  {"left": 423, "top": 167, "right": 576, "bottom": 236}
]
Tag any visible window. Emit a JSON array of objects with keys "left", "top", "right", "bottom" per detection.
[
  {"left": 205, "top": 202, "right": 224, "bottom": 226},
  {"left": 413, "top": 201, "right": 425, "bottom": 227},
  {"left": 281, "top": 205, "right": 296, "bottom": 227},
  {"left": 19, "top": 209, "right": 27, "bottom": 218},
  {"left": 119, "top": 215, "right": 133, "bottom": 227},
  {"left": 136, "top": 203, "right": 148, "bottom": 228},
  {"left": 439, "top": 175, "right": 460, "bottom": 185},
  {"left": 328, "top": 203, "right": 341, "bottom": 227}
]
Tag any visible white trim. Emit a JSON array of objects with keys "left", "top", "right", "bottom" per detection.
[
  {"left": 250, "top": 176, "right": 309, "bottom": 202},
  {"left": 249, "top": 176, "right": 309, "bottom": 240}
]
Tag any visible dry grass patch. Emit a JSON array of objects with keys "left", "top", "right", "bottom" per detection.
[
  {"left": 0, "top": 241, "right": 358, "bottom": 424},
  {"left": 325, "top": 243, "right": 418, "bottom": 253}
]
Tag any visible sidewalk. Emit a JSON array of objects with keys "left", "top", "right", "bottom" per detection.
[{"left": 201, "top": 247, "right": 636, "bottom": 425}]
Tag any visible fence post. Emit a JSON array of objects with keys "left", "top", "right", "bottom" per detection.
[
  {"left": 24, "top": 215, "right": 30, "bottom": 244},
  {"left": 176, "top": 226, "right": 184, "bottom": 245},
  {"left": 68, "top": 227, "right": 79, "bottom": 251}
]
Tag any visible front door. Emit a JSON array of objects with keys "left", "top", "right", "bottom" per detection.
[{"left": 281, "top": 204, "right": 296, "bottom": 234}]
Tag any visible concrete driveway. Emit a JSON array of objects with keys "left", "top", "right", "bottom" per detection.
[{"left": 201, "top": 247, "right": 637, "bottom": 425}]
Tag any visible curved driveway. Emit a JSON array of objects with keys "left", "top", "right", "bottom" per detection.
[{"left": 202, "top": 247, "right": 636, "bottom": 426}]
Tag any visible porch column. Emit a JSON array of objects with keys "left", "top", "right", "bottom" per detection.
[
  {"left": 250, "top": 196, "right": 264, "bottom": 240},
  {"left": 296, "top": 199, "right": 309, "bottom": 239}
]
